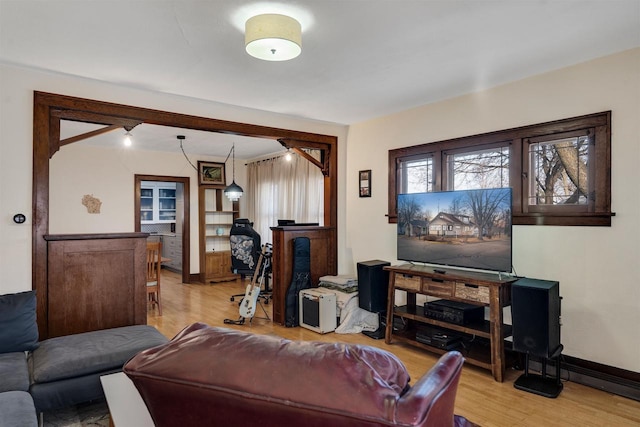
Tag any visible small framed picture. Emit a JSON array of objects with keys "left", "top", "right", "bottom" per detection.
[
  {"left": 198, "top": 161, "right": 226, "bottom": 186},
  {"left": 359, "top": 169, "right": 371, "bottom": 197}
]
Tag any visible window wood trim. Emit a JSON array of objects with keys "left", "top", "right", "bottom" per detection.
[{"left": 388, "top": 111, "right": 613, "bottom": 226}]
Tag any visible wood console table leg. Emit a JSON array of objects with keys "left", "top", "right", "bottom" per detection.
[
  {"left": 385, "top": 273, "right": 397, "bottom": 344},
  {"left": 489, "top": 287, "right": 505, "bottom": 382}
]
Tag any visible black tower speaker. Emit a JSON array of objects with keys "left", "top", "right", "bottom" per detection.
[
  {"left": 357, "top": 260, "right": 390, "bottom": 339},
  {"left": 512, "top": 278, "right": 561, "bottom": 358},
  {"left": 357, "top": 260, "right": 391, "bottom": 313},
  {"left": 512, "top": 278, "right": 563, "bottom": 398}
]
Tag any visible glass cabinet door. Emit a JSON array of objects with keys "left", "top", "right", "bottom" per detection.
[
  {"left": 158, "top": 188, "right": 176, "bottom": 221},
  {"left": 140, "top": 188, "right": 154, "bottom": 222},
  {"left": 141, "top": 184, "right": 177, "bottom": 223}
]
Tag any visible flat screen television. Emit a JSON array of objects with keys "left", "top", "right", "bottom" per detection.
[{"left": 397, "top": 187, "right": 512, "bottom": 273}]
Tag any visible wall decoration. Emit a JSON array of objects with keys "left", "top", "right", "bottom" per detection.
[
  {"left": 198, "top": 161, "right": 226, "bottom": 186},
  {"left": 82, "top": 194, "right": 102, "bottom": 214},
  {"left": 359, "top": 170, "right": 371, "bottom": 197}
]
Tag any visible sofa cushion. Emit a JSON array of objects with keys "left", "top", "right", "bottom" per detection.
[
  {"left": 125, "top": 323, "right": 412, "bottom": 421},
  {"left": 30, "top": 325, "right": 168, "bottom": 384},
  {"left": 29, "top": 367, "right": 121, "bottom": 413},
  {"left": 0, "top": 291, "right": 39, "bottom": 354},
  {"left": 0, "top": 391, "right": 37, "bottom": 427},
  {"left": 0, "top": 352, "right": 30, "bottom": 392}
]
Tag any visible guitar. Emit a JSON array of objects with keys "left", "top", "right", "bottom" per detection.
[
  {"left": 239, "top": 282, "right": 261, "bottom": 319},
  {"left": 238, "top": 243, "right": 272, "bottom": 320}
]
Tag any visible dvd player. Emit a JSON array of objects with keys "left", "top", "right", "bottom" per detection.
[{"left": 415, "top": 325, "right": 462, "bottom": 350}]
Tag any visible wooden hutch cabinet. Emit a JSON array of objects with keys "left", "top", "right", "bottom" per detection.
[{"left": 199, "top": 186, "right": 238, "bottom": 283}]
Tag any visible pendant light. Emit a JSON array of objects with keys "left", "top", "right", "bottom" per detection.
[{"left": 224, "top": 144, "right": 244, "bottom": 201}]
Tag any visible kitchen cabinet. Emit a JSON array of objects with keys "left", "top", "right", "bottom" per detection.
[
  {"left": 141, "top": 182, "right": 176, "bottom": 224},
  {"left": 162, "top": 234, "right": 182, "bottom": 272}
]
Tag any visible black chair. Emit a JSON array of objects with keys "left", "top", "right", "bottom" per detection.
[
  {"left": 229, "top": 219, "right": 271, "bottom": 303},
  {"left": 229, "top": 218, "right": 261, "bottom": 279}
]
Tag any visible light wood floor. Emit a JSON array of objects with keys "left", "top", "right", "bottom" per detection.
[{"left": 148, "top": 270, "right": 640, "bottom": 427}]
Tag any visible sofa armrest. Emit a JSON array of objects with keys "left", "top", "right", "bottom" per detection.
[{"left": 395, "top": 351, "right": 464, "bottom": 427}]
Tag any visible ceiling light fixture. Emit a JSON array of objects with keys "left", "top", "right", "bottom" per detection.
[
  {"left": 245, "top": 13, "right": 302, "bottom": 61},
  {"left": 123, "top": 130, "right": 133, "bottom": 147},
  {"left": 224, "top": 144, "right": 244, "bottom": 202}
]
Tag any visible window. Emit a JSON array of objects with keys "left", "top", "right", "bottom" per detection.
[
  {"left": 398, "top": 156, "right": 434, "bottom": 193},
  {"left": 526, "top": 131, "right": 591, "bottom": 210},
  {"left": 446, "top": 144, "right": 510, "bottom": 190},
  {"left": 388, "top": 111, "right": 612, "bottom": 226},
  {"left": 246, "top": 152, "right": 325, "bottom": 241}
]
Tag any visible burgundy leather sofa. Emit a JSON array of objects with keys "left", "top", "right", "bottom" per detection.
[{"left": 124, "top": 322, "right": 475, "bottom": 427}]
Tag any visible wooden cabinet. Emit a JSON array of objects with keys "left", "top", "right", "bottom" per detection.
[
  {"left": 270, "top": 226, "right": 337, "bottom": 325},
  {"left": 384, "top": 264, "right": 515, "bottom": 382},
  {"left": 43, "top": 233, "right": 148, "bottom": 339},
  {"left": 199, "top": 187, "right": 238, "bottom": 283},
  {"left": 204, "top": 251, "right": 234, "bottom": 282}
]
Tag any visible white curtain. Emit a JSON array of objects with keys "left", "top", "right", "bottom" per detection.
[{"left": 246, "top": 151, "right": 324, "bottom": 243}]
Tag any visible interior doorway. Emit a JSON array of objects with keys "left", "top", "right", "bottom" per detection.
[
  {"left": 134, "top": 175, "right": 191, "bottom": 284},
  {"left": 31, "top": 91, "right": 338, "bottom": 338}
]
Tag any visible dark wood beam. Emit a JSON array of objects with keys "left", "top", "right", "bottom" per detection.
[
  {"left": 278, "top": 138, "right": 330, "bottom": 176},
  {"left": 60, "top": 124, "right": 121, "bottom": 147}
]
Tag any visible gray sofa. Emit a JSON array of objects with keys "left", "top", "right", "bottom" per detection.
[{"left": 0, "top": 290, "right": 168, "bottom": 426}]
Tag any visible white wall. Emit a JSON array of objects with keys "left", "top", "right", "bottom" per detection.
[
  {"left": 49, "top": 143, "right": 235, "bottom": 273},
  {"left": 0, "top": 63, "right": 348, "bottom": 292},
  {"left": 345, "top": 48, "right": 640, "bottom": 372},
  {"left": 2, "top": 49, "right": 638, "bottom": 372}
]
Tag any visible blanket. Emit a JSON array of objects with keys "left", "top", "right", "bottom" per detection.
[{"left": 321, "top": 286, "right": 378, "bottom": 334}]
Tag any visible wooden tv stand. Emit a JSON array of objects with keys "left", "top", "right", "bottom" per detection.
[{"left": 384, "top": 264, "right": 516, "bottom": 382}]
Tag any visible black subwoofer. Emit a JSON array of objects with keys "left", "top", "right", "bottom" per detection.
[{"left": 512, "top": 278, "right": 561, "bottom": 358}]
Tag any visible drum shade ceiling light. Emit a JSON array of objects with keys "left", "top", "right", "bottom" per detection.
[{"left": 245, "top": 14, "right": 302, "bottom": 61}]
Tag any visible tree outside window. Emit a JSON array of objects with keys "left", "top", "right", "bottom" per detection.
[
  {"left": 446, "top": 145, "right": 510, "bottom": 191},
  {"left": 528, "top": 133, "right": 591, "bottom": 207}
]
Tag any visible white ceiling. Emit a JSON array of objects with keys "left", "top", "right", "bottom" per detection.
[{"left": 2, "top": 0, "right": 639, "bottom": 158}]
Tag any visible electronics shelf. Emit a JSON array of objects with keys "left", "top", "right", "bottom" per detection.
[{"left": 384, "top": 263, "right": 516, "bottom": 382}]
